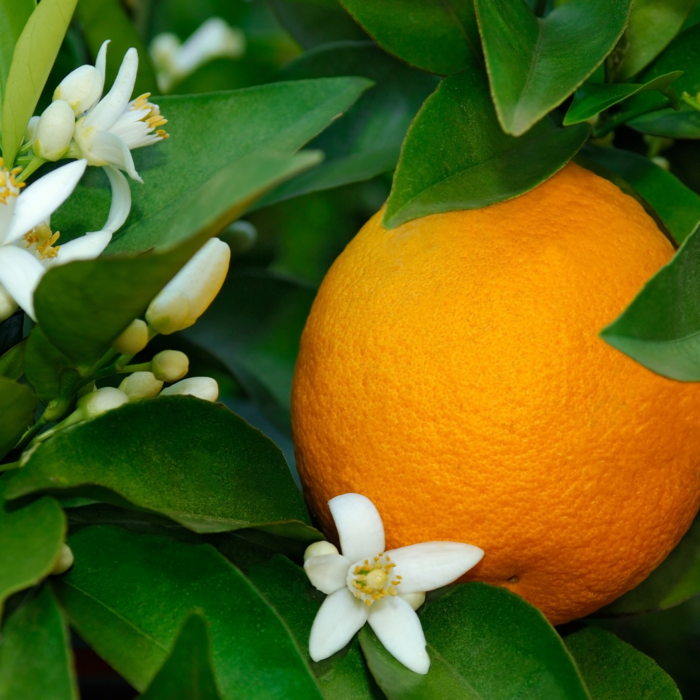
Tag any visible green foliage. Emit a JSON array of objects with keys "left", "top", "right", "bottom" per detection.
[
  {"left": 0, "top": 377, "right": 36, "bottom": 458},
  {"left": 0, "top": 339, "right": 25, "bottom": 380},
  {"left": 0, "top": 0, "right": 33, "bottom": 111}
]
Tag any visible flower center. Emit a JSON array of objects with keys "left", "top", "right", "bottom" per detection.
[
  {"left": 131, "top": 93, "right": 169, "bottom": 139},
  {"left": 347, "top": 553, "right": 402, "bottom": 607},
  {"left": 23, "top": 222, "right": 60, "bottom": 260},
  {"left": 0, "top": 159, "right": 24, "bottom": 205}
]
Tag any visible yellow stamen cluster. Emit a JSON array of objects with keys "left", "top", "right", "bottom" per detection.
[
  {"left": 24, "top": 222, "right": 60, "bottom": 260},
  {"left": 350, "top": 554, "right": 402, "bottom": 607},
  {"left": 0, "top": 158, "right": 25, "bottom": 205},
  {"left": 132, "top": 93, "right": 169, "bottom": 138}
]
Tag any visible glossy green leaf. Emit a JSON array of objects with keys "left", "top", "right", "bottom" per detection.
[
  {"left": 0, "top": 339, "right": 26, "bottom": 381},
  {"left": 339, "top": 0, "right": 481, "bottom": 75},
  {"left": 140, "top": 613, "right": 223, "bottom": 700},
  {"left": 24, "top": 326, "right": 80, "bottom": 405},
  {"left": 476, "top": 0, "right": 632, "bottom": 136},
  {"left": 599, "top": 512, "right": 700, "bottom": 615},
  {"left": 383, "top": 70, "right": 589, "bottom": 229},
  {"left": 256, "top": 41, "right": 439, "bottom": 207},
  {"left": 52, "top": 525, "right": 324, "bottom": 698},
  {"left": 583, "top": 145, "right": 700, "bottom": 244},
  {"left": 183, "top": 271, "right": 316, "bottom": 434},
  {"left": 0, "top": 377, "right": 37, "bottom": 459},
  {"left": 565, "top": 626, "right": 681, "bottom": 699},
  {"left": 0, "top": 484, "right": 65, "bottom": 614},
  {"left": 600, "top": 222, "right": 700, "bottom": 380},
  {"left": 613, "top": 0, "right": 698, "bottom": 82},
  {"left": 1, "top": 0, "right": 78, "bottom": 167},
  {"left": 76, "top": 0, "right": 158, "bottom": 96},
  {"left": 6, "top": 397, "right": 311, "bottom": 533},
  {"left": 37, "top": 151, "right": 319, "bottom": 370},
  {"left": 0, "top": 586, "right": 77, "bottom": 700},
  {"left": 0, "top": 0, "right": 34, "bottom": 110},
  {"left": 362, "top": 584, "right": 590, "bottom": 700},
  {"left": 564, "top": 72, "right": 682, "bottom": 126}
]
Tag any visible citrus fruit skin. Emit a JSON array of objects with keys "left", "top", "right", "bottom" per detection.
[{"left": 291, "top": 163, "right": 700, "bottom": 625}]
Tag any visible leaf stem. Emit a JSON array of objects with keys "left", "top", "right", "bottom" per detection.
[
  {"left": 15, "top": 155, "right": 46, "bottom": 183},
  {"left": 594, "top": 99, "right": 673, "bottom": 138}
]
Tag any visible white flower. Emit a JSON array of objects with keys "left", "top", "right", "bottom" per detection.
[
  {"left": 304, "top": 494, "right": 484, "bottom": 674},
  {"left": 33, "top": 100, "right": 76, "bottom": 161},
  {"left": 0, "top": 159, "right": 124, "bottom": 322},
  {"left": 160, "top": 377, "right": 218, "bottom": 402}
]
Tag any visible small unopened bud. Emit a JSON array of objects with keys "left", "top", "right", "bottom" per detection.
[
  {"left": 303, "top": 541, "right": 339, "bottom": 562},
  {"left": 400, "top": 592, "right": 426, "bottom": 611},
  {"left": 146, "top": 238, "right": 230, "bottom": 335},
  {"left": 33, "top": 100, "right": 76, "bottom": 160},
  {"left": 651, "top": 156, "right": 670, "bottom": 171},
  {"left": 51, "top": 544, "right": 74, "bottom": 575},
  {"left": 54, "top": 64, "right": 103, "bottom": 116},
  {"left": 119, "top": 371, "right": 163, "bottom": 399},
  {"left": 160, "top": 377, "right": 218, "bottom": 402},
  {"left": 77, "top": 386, "right": 129, "bottom": 418},
  {"left": 222, "top": 220, "right": 257, "bottom": 253},
  {"left": 113, "top": 319, "right": 149, "bottom": 355},
  {"left": 152, "top": 350, "right": 189, "bottom": 382}
]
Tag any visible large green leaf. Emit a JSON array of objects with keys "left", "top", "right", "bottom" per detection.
[
  {"left": 0, "top": 339, "right": 26, "bottom": 381},
  {"left": 0, "top": 586, "right": 78, "bottom": 700},
  {"left": 475, "top": 0, "right": 632, "bottom": 136},
  {"left": 5, "top": 397, "right": 312, "bottom": 534},
  {"left": 0, "top": 0, "right": 34, "bottom": 111},
  {"left": 361, "top": 584, "right": 590, "bottom": 700},
  {"left": 599, "top": 222, "right": 700, "bottom": 380},
  {"left": 565, "top": 626, "right": 681, "bottom": 699},
  {"left": 583, "top": 145, "right": 700, "bottom": 244},
  {"left": 383, "top": 69, "right": 589, "bottom": 229},
  {"left": 256, "top": 41, "right": 439, "bottom": 207},
  {"left": 0, "top": 377, "right": 37, "bottom": 459},
  {"left": 37, "top": 151, "right": 319, "bottom": 370},
  {"left": 24, "top": 326, "right": 80, "bottom": 405},
  {"left": 52, "top": 525, "right": 324, "bottom": 698},
  {"left": 0, "top": 484, "right": 65, "bottom": 615},
  {"left": 612, "top": 0, "right": 698, "bottom": 82},
  {"left": 1, "top": 0, "right": 78, "bottom": 167},
  {"left": 140, "top": 613, "right": 223, "bottom": 700},
  {"left": 338, "top": 0, "right": 482, "bottom": 75}
]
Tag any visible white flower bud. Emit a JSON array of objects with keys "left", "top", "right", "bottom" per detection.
[
  {"left": 33, "top": 100, "right": 76, "bottom": 161},
  {"left": 399, "top": 592, "right": 426, "bottom": 611},
  {"left": 51, "top": 544, "right": 74, "bottom": 575},
  {"left": 146, "top": 238, "right": 230, "bottom": 335},
  {"left": 113, "top": 319, "right": 149, "bottom": 355},
  {"left": 151, "top": 350, "right": 189, "bottom": 382},
  {"left": 54, "top": 64, "right": 103, "bottom": 116},
  {"left": 175, "top": 18, "right": 245, "bottom": 74},
  {"left": 76, "top": 386, "right": 129, "bottom": 418},
  {"left": 160, "top": 377, "right": 218, "bottom": 402},
  {"left": 119, "top": 371, "right": 163, "bottom": 400},
  {"left": 304, "top": 541, "right": 339, "bottom": 562},
  {"left": 24, "top": 115, "right": 40, "bottom": 144}
]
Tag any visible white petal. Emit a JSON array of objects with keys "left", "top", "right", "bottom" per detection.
[
  {"left": 0, "top": 282, "right": 18, "bottom": 323},
  {"left": 5, "top": 160, "right": 87, "bottom": 244},
  {"left": 95, "top": 40, "right": 109, "bottom": 89},
  {"left": 388, "top": 542, "right": 484, "bottom": 594},
  {"left": 90, "top": 131, "right": 141, "bottom": 182},
  {"left": 329, "top": 493, "right": 385, "bottom": 564},
  {"left": 48, "top": 230, "right": 112, "bottom": 267},
  {"left": 85, "top": 47, "right": 137, "bottom": 130},
  {"left": 367, "top": 596, "right": 429, "bottom": 674},
  {"left": 304, "top": 554, "right": 351, "bottom": 595},
  {"left": 0, "top": 246, "right": 45, "bottom": 320},
  {"left": 0, "top": 194, "right": 18, "bottom": 245},
  {"left": 102, "top": 165, "right": 131, "bottom": 233},
  {"left": 309, "top": 588, "right": 369, "bottom": 662}
]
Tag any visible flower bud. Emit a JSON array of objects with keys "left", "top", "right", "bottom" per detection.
[
  {"left": 152, "top": 350, "right": 189, "bottom": 382},
  {"left": 399, "top": 592, "right": 425, "bottom": 611},
  {"left": 304, "top": 541, "right": 339, "bottom": 562},
  {"left": 119, "top": 371, "right": 163, "bottom": 399},
  {"left": 33, "top": 100, "right": 76, "bottom": 161},
  {"left": 113, "top": 319, "right": 149, "bottom": 355},
  {"left": 146, "top": 238, "right": 230, "bottom": 335},
  {"left": 54, "top": 64, "right": 103, "bottom": 116},
  {"left": 160, "top": 377, "right": 218, "bottom": 402},
  {"left": 76, "top": 386, "right": 129, "bottom": 418},
  {"left": 51, "top": 544, "right": 74, "bottom": 575}
]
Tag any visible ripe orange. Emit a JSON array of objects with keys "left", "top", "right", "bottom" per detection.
[{"left": 291, "top": 162, "right": 700, "bottom": 625}]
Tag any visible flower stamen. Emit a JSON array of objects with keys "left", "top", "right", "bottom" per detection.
[
  {"left": 347, "top": 553, "right": 399, "bottom": 606},
  {"left": 23, "top": 222, "right": 61, "bottom": 259},
  {"left": 0, "top": 159, "right": 25, "bottom": 205},
  {"left": 131, "top": 93, "right": 169, "bottom": 137}
]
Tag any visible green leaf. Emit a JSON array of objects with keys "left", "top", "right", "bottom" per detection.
[
  {"left": 52, "top": 525, "right": 324, "bottom": 697},
  {"left": 383, "top": 69, "right": 589, "bottom": 229},
  {"left": 1, "top": 0, "right": 78, "bottom": 168},
  {"left": 599, "top": 221, "right": 700, "bottom": 380},
  {"left": 0, "top": 339, "right": 26, "bottom": 381},
  {"left": 140, "top": 613, "right": 223, "bottom": 700},
  {"left": 0, "top": 377, "right": 37, "bottom": 460},
  {"left": 362, "top": 584, "right": 590, "bottom": 700},
  {"left": 24, "top": 326, "right": 80, "bottom": 405},
  {"left": 0, "top": 484, "right": 65, "bottom": 615},
  {"left": 564, "top": 626, "right": 681, "bottom": 699},
  {"left": 0, "top": 586, "right": 78, "bottom": 700},
  {"left": 599, "top": 511, "right": 700, "bottom": 615},
  {"left": 37, "top": 151, "right": 319, "bottom": 370},
  {"left": 613, "top": 0, "right": 698, "bottom": 82},
  {"left": 5, "top": 396, "right": 311, "bottom": 534},
  {"left": 475, "top": 0, "right": 632, "bottom": 136},
  {"left": 338, "top": 0, "right": 482, "bottom": 75},
  {"left": 76, "top": 0, "right": 158, "bottom": 96},
  {"left": 255, "top": 41, "right": 439, "bottom": 207},
  {"left": 583, "top": 145, "right": 700, "bottom": 244},
  {"left": 0, "top": 0, "right": 34, "bottom": 111},
  {"left": 563, "top": 72, "right": 682, "bottom": 126}
]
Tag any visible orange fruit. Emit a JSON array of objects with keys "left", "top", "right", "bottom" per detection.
[{"left": 291, "top": 162, "right": 700, "bottom": 625}]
